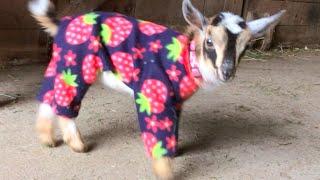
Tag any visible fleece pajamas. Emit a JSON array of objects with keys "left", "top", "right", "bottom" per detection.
[{"left": 37, "top": 12, "right": 199, "bottom": 159}]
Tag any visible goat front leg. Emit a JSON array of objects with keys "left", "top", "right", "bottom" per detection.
[
  {"left": 153, "top": 157, "right": 174, "bottom": 180},
  {"left": 136, "top": 102, "right": 180, "bottom": 179},
  {"left": 57, "top": 116, "right": 87, "bottom": 153},
  {"left": 36, "top": 103, "right": 57, "bottom": 147}
]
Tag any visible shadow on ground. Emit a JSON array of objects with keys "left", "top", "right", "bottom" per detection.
[{"left": 81, "top": 109, "right": 293, "bottom": 179}]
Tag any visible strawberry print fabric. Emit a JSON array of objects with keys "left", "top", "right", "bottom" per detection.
[{"left": 37, "top": 12, "right": 199, "bottom": 158}]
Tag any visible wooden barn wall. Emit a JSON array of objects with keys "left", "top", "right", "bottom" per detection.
[
  {"left": 0, "top": 0, "right": 49, "bottom": 65},
  {"left": 98, "top": 0, "right": 244, "bottom": 29},
  {"left": 0, "top": 0, "right": 319, "bottom": 65},
  {"left": 242, "top": 0, "right": 320, "bottom": 47},
  {"left": 98, "top": 0, "right": 319, "bottom": 46}
]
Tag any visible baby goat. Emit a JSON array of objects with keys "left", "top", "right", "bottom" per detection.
[{"left": 29, "top": 0, "right": 285, "bottom": 179}]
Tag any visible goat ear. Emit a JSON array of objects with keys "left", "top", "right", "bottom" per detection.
[
  {"left": 182, "top": 0, "right": 207, "bottom": 30},
  {"left": 248, "top": 10, "right": 286, "bottom": 37}
]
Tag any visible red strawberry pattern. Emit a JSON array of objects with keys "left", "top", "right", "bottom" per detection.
[
  {"left": 45, "top": 44, "right": 61, "bottom": 77},
  {"left": 45, "top": 61, "right": 58, "bottom": 78},
  {"left": 139, "top": 21, "right": 167, "bottom": 36},
  {"left": 111, "top": 52, "right": 138, "bottom": 83},
  {"left": 141, "top": 132, "right": 158, "bottom": 157},
  {"left": 43, "top": 90, "right": 55, "bottom": 105},
  {"left": 37, "top": 12, "right": 203, "bottom": 159},
  {"left": 66, "top": 13, "right": 98, "bottom": 45},
  {"left": 51, "top": 44, "right": 62, "bottom": 62},
  {"left": 54, "top": 69, "right": 78, "bottom": 107},
  {"left": 101, "top": 17, "right": 133, "bottom": 47},
  {"left": 179, "top": 76, "right": 199, "bottom": 100},
  {"left": 141, "top": 132, "right": 167, "bottom": 158},
  {"left": 166, "top": 35, "right": 189, "bottom": 63},
  {"left": 82, "top": 55, "right": 103, "bottom": 84},
  {"left": 136, "top": 79, "right": 168, "bottom": 115}
]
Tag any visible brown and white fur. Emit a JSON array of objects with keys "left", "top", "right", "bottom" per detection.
[{"left": 29, "top": 0, "right": 285, "bottom": 179}]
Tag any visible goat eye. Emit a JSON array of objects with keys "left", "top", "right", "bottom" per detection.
[{"left": 206, "top": 38, "right": 214, "bottom": 47}]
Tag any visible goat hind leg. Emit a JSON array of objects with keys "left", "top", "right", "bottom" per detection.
[
  {"left": 58, "top": 116, "right": 87, "bottom": 153},
  {"left": 36, "top": 103, "right": 57, "bottom": 147}
]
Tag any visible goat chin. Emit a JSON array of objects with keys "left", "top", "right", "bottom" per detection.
[{"left": 200, "top": 79, "right": 223, "bottom": 91}]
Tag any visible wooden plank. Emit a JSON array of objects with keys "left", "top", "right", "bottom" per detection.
[
  {"left": 274, "top": 25, "right": 320, "bottom": 47},
  {"left": 224, "top": 0, "right": 244, "bottom": 15},
  {"left": 135, "top": 0, "right": 205, "bottom": 26},
  {"left": 204, "top": 0, "right": 225, "bottom": 17},
  {"left": 274, "top": 0, "right": 320, "bottom": 3},
  {"left": 55, "top": 0, "right": 68, "bottom": 12},
  {"left": 0, "top": 0, "right": 39, "bottom": 29},
  {"left": 204, "top": 0, "right": 244, "bottom": 17},
  {"left": 0, "top": 46, "right": 47, "bottom": 61},
  {"left": 56, "top": 0, "right": 106, "bottom": 18},
  {"left": 244, "top": 0, "right": 320, "bottom": 26},
  {"left": 0, "top": 29, "right": 42, "bottom": 46},
  {"left": 98, "top": 0, "right": 136, "bottom": 16},
  {"left": 0, "top": 0, "right": 49, "bottom": 64},
  {"left": 1, "top": 0, "right": 320, "bottom": 67}
]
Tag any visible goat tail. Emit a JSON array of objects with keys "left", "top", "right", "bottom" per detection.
[{"left": 28, "top": 0, "right": 59, "bottom": 37}]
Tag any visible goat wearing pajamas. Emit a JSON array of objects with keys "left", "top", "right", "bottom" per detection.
[
  {"left": 37, "top": 12, "right": 200, "bottom": 159},
  {"left": 30, "top": 0, "right": 286, "bottom": 178}
]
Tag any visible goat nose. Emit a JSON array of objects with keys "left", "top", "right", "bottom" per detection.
[
  {"left": 223, "top": 69, "right": 232, "bottom": 80},
  {"left": 222, "top": 62, "right": 234, "bottom": 81}
]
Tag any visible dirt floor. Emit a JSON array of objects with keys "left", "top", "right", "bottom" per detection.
[{"left": 0, "top": 52, "right": 320, "bottom": 179}]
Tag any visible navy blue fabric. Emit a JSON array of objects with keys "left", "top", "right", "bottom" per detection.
[{"left": 37, "top": 12, "right": 199, "bottom": 158}]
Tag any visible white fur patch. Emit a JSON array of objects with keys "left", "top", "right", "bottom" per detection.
[
  {"left": 28, "top": 0, "right": 50, "bottom": 16},
  {"left": 219, "top": 12, "right": 244, "bottom": 34},
  {"left": 67, "top": 120, "right": 77, "bottom": 134},
  {"left": 100, "top": 71, "right": 134, "bottom": 96},
  {"left": 198, "top": 58, "right": 222, "bottom": 88},
  {"left": 38, "top": 103, "right": 55, "bottom": 120}
]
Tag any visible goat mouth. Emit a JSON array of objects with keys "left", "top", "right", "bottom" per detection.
[
  {"left": 219, "top": 73, "right": 236, "bottom": 83},
  {"left": 217, "top": 68, "right": 236, "bottom": 82},
  {"left": 224, "top": 76, "right": 235, "bottom": 82}
]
